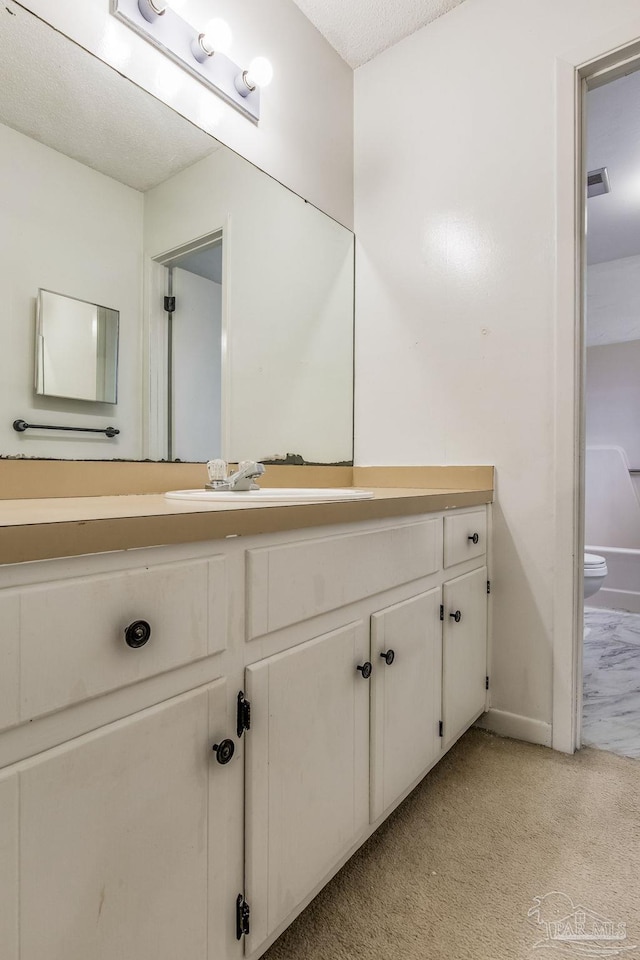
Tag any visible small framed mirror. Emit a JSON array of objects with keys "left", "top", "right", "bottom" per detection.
[{"left": 35, "top": 290, "right": 119, "bottom": 404}]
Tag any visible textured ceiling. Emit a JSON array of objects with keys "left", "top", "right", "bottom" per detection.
[
  {"left": 587, "top": 68, "right": 640, "bottom": 264},
  {"left": 0, "top": 4, "right": 218, "bottom": 191},
  {"left": 291, "top": 0, "right": 468, "bottom": 68}
]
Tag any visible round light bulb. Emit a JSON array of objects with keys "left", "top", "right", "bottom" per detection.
[
  {"left": 202, "top": 18, "right": 232, "bottom": 55},
  {"left": 246, "top": 56, "right": 273, "bottom": 89},
  {"left": 138, "top": 0, "right": 166, "bottom": 21}
]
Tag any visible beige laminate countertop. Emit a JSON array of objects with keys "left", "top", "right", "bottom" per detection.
[{"left": 0, "top": 486, "right": 493, "bottom": 565}]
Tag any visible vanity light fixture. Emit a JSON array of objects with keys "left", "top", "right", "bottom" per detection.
[{"left": 111, "top": 0, "right": 271, "bottom": 122}]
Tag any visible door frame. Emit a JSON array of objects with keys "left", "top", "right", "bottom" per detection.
[
  {"left": 143, "top": 222, "right": 230, "bottom": 461},
  {"left": 553, "top": 21, "right": 640, "bottom": 753}
]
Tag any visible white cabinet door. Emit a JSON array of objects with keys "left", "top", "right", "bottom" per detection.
[
  {"left": 244, "top": 621, "right": 370, "bottom": 952},
  {"left": 442, "top": 566, "right": 488, "bottom": 747},
  {"left": 370, "top": 589, "right": 442, "bottom": 822},
  {"left": 19, "top": 680, "right": 234, "bottom": 960},
  {"left": 0, "top": 770, "right": 18, "bottom": 960}
]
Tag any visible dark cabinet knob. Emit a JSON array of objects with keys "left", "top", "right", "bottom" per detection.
[
  {"left": 357, "top": 661, "right": 373, "bottom": 679},
  {"left": 212, "top": 739, "right": 235, "bottom": 765},
  {"left": 380, "top": 650, "right": 395, "bottom": 665},
  {"left": 450, "top": 610, "right": 462, "bottom": 623},
  {"left": 124, "top": 619, "right": 151, "bottom": 648},
  {"left": 468, "top": 533, "right": 480, "bottom": 544}
]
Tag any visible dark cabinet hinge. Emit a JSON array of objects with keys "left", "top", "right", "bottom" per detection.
[
  {"left": 237, "top": 691, "right": 251, "bottom": 738},
  {"left": 164, "top": 295, "right": 176, "bottom": 313},
  {"left": 485, "top": 676, "right": 490, "bottom": 691},
  {"left": 236, "top": 894, "right": 250, "bottom": 940},
  {"left": 487, "top": 580, "right": 491, "bottom": 595},
  {"left": 439, "top": 604, "right": 444, "bottom": 622},
  {"left": 438, "top": 720, "right": 444, "bottom": 738}
]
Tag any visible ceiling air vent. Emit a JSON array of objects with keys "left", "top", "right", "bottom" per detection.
[{"left": 587, "top": 167, "right": 610, "bottom": 198}]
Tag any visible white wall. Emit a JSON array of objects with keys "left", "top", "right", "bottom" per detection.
[
  {"left": 354, "top": 0, "right": 640, "bottom": 745},
  {"left": 19, "top": 0, "right": 353, "bottom": 229},
  {"left": 586, "top": 292, "right": 640, "bottom": 521},
  {"left": 585, "top": 446, "right": 640, "bottom": 548},
  {"left": 144, "top": 147, "right": 354, "bottom": 464},
  {"left": 0, "top": 122, "right": 143, "bottom": 459},
  {"left": 587, "top": 340, "right": 640, "bottom": 467},
  {"left": 587, "top": 255, "right": 640, "bottom": 346}
]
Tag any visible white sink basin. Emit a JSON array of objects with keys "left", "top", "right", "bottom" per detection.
[{"left": 165, "top": 488, "right": 375, "bottom": 504}]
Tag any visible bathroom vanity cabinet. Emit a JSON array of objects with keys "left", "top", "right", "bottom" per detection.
[{"left": 0, "top": 505, "right": 490, "bottom": 960}]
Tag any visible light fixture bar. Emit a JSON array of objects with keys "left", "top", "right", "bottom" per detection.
[{"left": 111, "top": 0, "right": 261, "bottom": 123}]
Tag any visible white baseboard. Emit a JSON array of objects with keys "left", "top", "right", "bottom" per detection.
[{"left": 475, "top": 708, "right": 552, "bottom": 747}]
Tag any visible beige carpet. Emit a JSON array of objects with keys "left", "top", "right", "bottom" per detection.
[{"left": 264, "top": 729, "right": 640, "bottom": 960}]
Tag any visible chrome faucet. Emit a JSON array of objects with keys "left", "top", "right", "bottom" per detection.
[{"left": 206, "top": 459, "right": 266, "bottom": 492}]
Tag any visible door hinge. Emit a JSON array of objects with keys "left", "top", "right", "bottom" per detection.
[
  {"left": 438, "top": 720, "right": 444, "bottom": 738},
  {"left": 439, "top": 604, "right": 444, "bottom": 622},
  {"left": 485, "top": 676, "right": 490, "bottom": 691},
  {"left": 236, "top": 894, "right": 250, "bottom": 940},
  {"left": 164, "top": 295, "right": 176, "bottom": 313},
  {"left": 487, "top": 580, "right": 491, "bottom": 595},
  {"left": 237, "top": 691, "right": 251, "bottom": 738}
]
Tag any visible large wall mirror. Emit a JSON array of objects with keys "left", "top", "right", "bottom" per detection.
[{"left": 0, "top": 4, "right": 354, "bottom": 465}]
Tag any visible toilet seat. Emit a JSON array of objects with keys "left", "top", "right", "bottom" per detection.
[
  {"left": 584, "top": 553, "right": 607, "bottom": 576},
  {"left": 584, "top": 553, "right": 606, "bottom": 565}
]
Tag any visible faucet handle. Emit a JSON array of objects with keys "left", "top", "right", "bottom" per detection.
[
  {"left": 239, "top": 460, "right": 265, "bottom": 477},
  {"left": 207, "top": 459, "right": 228, "bottom": 483}
]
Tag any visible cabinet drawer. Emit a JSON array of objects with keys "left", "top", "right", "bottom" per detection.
[
  {"left": 246, "top": 519, "right": 442, "bottom": 639},
  {"left": 16, "top": 558, "right": 226, "bottom": 722},
  {"left": 443, "top": 508, "right": 487, "bottom": 568},
  {"left": 0, "top": 594, "right": 19, "bottom": 732}
]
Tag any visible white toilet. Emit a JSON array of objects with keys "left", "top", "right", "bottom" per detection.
[{"left": 584, "top": 553, "right": 608, "bottom": 599}]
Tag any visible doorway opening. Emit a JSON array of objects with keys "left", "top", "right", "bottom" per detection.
[
  {"left": 579, "top": 60, "right": 640, "bottom": 759},
  {"left": 152, "top": 231, "right": 225, "bottom": 462}
]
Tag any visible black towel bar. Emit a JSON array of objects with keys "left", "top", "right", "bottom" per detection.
[{"left": 13, "top": 419, "right": 120, "bottom": 438}]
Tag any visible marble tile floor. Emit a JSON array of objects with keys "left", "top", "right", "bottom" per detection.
[{"left": 583, "top": 606, "right": 640, "bottom": 758}]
